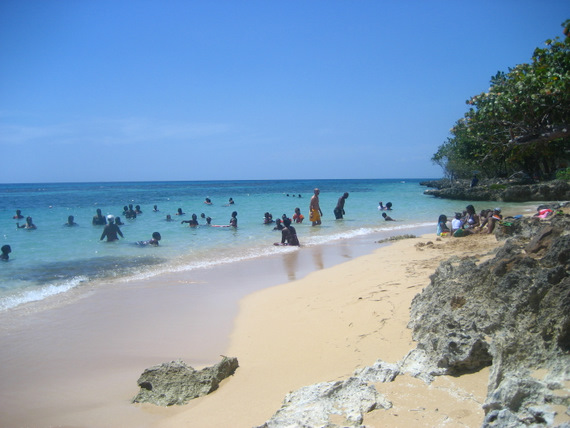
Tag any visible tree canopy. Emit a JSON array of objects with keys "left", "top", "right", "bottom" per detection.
[{"left": 432, "top": 20, "right": 570, "bottom": 179}]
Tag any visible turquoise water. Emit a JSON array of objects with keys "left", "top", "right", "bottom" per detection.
[{"left": 0, "top": 179, "right": 534, "bottom": 312}]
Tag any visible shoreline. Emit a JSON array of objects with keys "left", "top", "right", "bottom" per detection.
[
  {"left": 156, "top": 231, "right": 503, "bottom": 428},
  {"left": 0, "top": 225, "right": 432, "bottom": 428}
]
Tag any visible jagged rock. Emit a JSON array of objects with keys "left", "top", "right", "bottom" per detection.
[
  {"left": 257, "top": 377, "right": 392, "bottom": 428},
  {"left": 132, "top": 356, "right": 238, "bottom": 406},
  {"left": 353, "top": 360, "right": 400, "bottom": 383},
  {"left": 407, "top": 215, "right": 570, "bottom": 425}
]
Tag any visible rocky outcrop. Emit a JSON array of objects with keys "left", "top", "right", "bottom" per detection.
[
  {"left": 258, "top": 213, "right": 569, "bottom": 427},
  {"left": 257, "top": 377, "right": 392, "bottom": 428},
  {"left": 132, "top": 356, "right": 238, "bottom": 406},
  {"left": 408, "top": 213, "right": 570, "bottom": 426},
  {"left": 422, "top": 179, "right": 570, "bottom": 202}
]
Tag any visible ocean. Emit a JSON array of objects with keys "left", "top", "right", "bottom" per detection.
[{"left": 0, "top": 178, "right": 534, "bottom": 313}]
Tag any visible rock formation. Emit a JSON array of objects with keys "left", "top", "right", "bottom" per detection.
[
  {"left": 132, "top": 356, "right": 238, "bottom": 406},
  {"left": 408, "top": 213, "right": 569, "bottom": 426},
  {"left": 421, "top": 179, "right": 570, "bottom": 202},
  {"left": 259, "top": 213, "right": 569, "bottom": 427}
]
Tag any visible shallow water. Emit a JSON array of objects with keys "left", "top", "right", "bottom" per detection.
[{"left": 0, "top": 178, "right": 538, "bottom": 312}]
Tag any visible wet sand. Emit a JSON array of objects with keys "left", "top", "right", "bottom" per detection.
[
  {"left": 157, "top": 232, "right": 502, "bottom": 428},
  {"left": 0, "top": 228, "right": 412, "bottom": 428}
]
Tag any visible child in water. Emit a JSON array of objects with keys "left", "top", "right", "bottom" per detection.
[{"left": 137, "top": 232, "right": 161, "bottom": 246}]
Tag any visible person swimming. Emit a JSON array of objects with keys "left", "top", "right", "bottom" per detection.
[
  {"left": 64, "top": 215, "right": 78, "bottom": 226},
  {"left": 137, "top": 232, "right": 161, "bottom": 246},
  {"left": 17, "top": 216, "right": 36, "bottom": 229},
  {"left": 181, "top": 214, "right": 199, "bottom": 227},
  {"left": 1, "top": 244, "right": 11, "bottom": 261}
]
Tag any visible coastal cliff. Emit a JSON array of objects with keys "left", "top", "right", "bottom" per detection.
[
  {"left": 258, "top": 213, "right": 570, "bottom": 427},
  {"left": 421, "top": 178, "right": 570, "bottom": 202}
]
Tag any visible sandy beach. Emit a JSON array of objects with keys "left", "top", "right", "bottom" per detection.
[
  {"left": 156, "top": 232, "right": 501, "bottom": 428},
  {"left": 0, "top": 227, "right": 507, "bottom": 428}
]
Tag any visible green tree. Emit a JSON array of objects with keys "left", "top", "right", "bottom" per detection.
[{"left": 433, "top": 20, "right": 570, "bottom": 179}]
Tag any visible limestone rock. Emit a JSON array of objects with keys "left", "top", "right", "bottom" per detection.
[
  {"left": 132, "top": 356, "right": 238, "bottom": 406},
  {"left": 422, "top": 179, "right": 570, "bottom": 202},
  {"left": 408, "top": 215, "right": 570, "bottom": 425},
  {"left": 257, "top": 377, "right": 391, "bottom": 428}
]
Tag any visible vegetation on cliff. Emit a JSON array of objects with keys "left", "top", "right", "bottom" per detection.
[{"left": 432, "top": 20, "right": 570, "bottom": 180}]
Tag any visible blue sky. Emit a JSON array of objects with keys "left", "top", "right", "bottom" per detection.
[{"left": 1, "top": 1, "right": 568, "bottom": 183}]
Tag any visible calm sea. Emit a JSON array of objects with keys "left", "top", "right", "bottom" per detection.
[{"left": 0, "top": 179, "right": 534, "bottom": 312}]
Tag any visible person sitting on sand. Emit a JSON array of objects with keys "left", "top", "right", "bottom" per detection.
[
  {"left": 92, "top": 209, "right": 107, "bottom": 225},
  {"left": 464, "top": 205, "right": 480, "bottom": 230},
  {"left": 1, "top": 244, "right": 11, "bottom": 261},
  {"left": 64, "top": 215, "right": 78, "bottom": 227},
  {"left": 181, "top": 214, "right": 199, "bottom": 227},
  {"left": 382, "top": 212, "right": 395, "bottom": 221},
  {"left": 436, "top": 214, "right": 450, "bottom": 236},
  {"left": 17, "top": 216, "right": 37, "bottom": 229},
  {"left": 100, "top": 215, "right": 123, "bottom": 242},
  {"left": 137, "top": 232, "right": 161, "bottom": 246},
  {"left": 482, "top": 208, "right": 502, "bottom": 234},
  {"left": 274, "top": 218, "right": 300, "bottom": 246},
  {"left": 451, "top": 212, "right": 463, "bottom": 234},
  {"left": 293, "top": 207, "right": 304, "bottom": 223}
]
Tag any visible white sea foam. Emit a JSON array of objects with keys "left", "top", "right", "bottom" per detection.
[{"left": 0, "top": 276, "right": 87, "bottom": 312}]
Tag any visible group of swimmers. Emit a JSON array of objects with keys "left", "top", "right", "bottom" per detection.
[{"left": 437, "top": 204, "right": 504, "bottom": 237}]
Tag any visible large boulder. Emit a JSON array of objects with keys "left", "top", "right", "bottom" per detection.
[
  {"left": 408, "top": 214, "right": 570, "bottom": 425},
  {"left": 132, "top": 356, "right": 239, "bottom": 406}
]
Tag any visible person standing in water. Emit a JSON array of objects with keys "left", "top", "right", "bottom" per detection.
[
  {"left": 229, "top": 211, "right": 238, "bottom": 228},
  {"left": 309, "top": 188, "right": 322, "bottom": 226},
  {"left": 334, "top": 192, "right": 349, "bottom": 219},
  {"left": 92, "top": 209, "right": 107, "bottom": 225},
  {"left": 64, "top": 215, "right": 78, "bottom": 226},
  {"left": 100, "top": 215, "right": 124, "bottom": 242},
  {"left": 1, "top": 245, "right": 11, "bottom": 261}
]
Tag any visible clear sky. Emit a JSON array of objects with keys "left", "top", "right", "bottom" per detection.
[{"left": 1, "top": 1, "right": 568, "bottom": 183}]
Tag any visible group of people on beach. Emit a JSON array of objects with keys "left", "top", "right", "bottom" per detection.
[
  {"left": 4, "top": 190, "right": 401, "bottom": 261},
  {"left": 436, "top": 204, "right": 505, "bottom": 237}
]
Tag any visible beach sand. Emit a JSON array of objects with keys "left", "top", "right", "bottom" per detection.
[
  {"left": 156, "top": 232, "right": 501, "bottom": 428},
  {"left": 0, "top": 229, "right": 502, "bottom": 428}
]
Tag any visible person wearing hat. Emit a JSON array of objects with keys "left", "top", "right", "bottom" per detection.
[{"left": 100, "top": 215, "right": 124, "bottom": 242}]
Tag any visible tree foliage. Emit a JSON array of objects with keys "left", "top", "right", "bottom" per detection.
[{"left": 433, "top": 20, "right": 570, "bottom": 179}]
